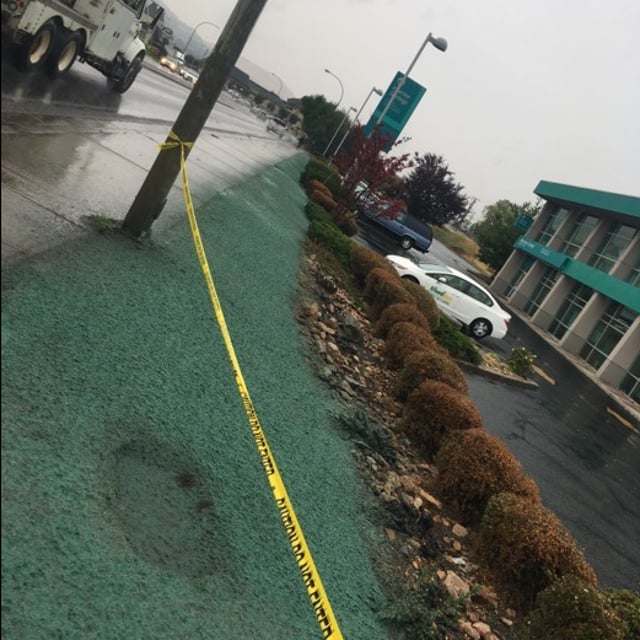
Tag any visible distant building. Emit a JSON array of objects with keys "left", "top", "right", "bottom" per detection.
[{"left": 491, "top": 181, "right": 640, "bottom": 404}]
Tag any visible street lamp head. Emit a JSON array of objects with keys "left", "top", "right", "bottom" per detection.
[
  {"left": 349, "top": 106, "right": 356, "bottom": 112},
  {"left": 427, "top": 33, "right": 448, "bottom": 52},
  {"left": 373, "top": 87, "right": 383, "bottom": 96}
]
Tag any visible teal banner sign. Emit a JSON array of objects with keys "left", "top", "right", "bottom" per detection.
[
  {"left": 363, "top": 71, "right": 426, "bottom": 151},
  {"left": 514, "top": 237, "right": 568, "bottom": 270}
]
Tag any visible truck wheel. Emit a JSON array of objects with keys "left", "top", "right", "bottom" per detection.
[
  {"left": 15, "top": 20, "right": 57, "bottom": 71},
  {"left": 45, "top": 30, "right": 82, "bottom": 78},
  {"left": 109, "top": 53, "right": 144, "bottom": 94}
]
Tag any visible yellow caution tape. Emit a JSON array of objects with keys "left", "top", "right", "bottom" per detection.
[{"left": 162, "top": 131, "right": 344, "bottom": 639}]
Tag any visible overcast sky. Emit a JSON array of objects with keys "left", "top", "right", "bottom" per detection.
[{"left": 160, "top": 0, "right": 640, "bottom": 216}]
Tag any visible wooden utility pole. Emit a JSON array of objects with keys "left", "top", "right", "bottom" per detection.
[{"left": 122, "top": 0, "right": 268, "bottom": 238}]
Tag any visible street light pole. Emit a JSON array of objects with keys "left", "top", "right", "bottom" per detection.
[
  {"left": 322, "top": 106, "right": 355, "bottom": 157},
  {"left": 331, "top": 86, "right": 383, "bottom": 159},
  {"left": 183, "top": 21, "right": 221, "bottom": 58},
  {"left": 122, "top": 1, "right": 268, "bottom": 238},
  {"left": 374, "top": 31, "right": 447, "bottom": 128},
  {"left": 324, "top": 68, "right": 344, "bottom": 108},
  {"left": 271, "top": 71, "right": 283, "bottom": 97}
]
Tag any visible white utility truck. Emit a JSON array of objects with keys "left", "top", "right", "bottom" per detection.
[{"left": 1, "top": 0, "right": 153, "bottom": 92}]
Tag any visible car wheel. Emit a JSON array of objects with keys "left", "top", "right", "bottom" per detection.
[
  {"left": 401, "top": 275, "right": 419, "bottom": 284},
  {"left": 400, "top": 236, "right": 414, "bottom": 250},
  {"left": 469, "top": 318, "right": 492, "bottom": 339}
]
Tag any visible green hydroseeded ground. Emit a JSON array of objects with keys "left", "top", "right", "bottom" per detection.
[{"left": 1, "top": 154, "right": 389, "bottom": 639}]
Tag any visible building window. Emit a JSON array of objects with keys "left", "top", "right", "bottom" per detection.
[
  {"left": 535, "top": 207, "right": 568, "bottom": 245},
  {"left": 580, "top": 302, "right": 636, "bottom": 370},
  {"left": 548, "top": 283, "right": 593, "bottom": 340},
  {"left": 504, "top": 256, "right": 534, "bottom": 298},
  {"left": 588, "top": 223, "right": 637, "bottom": 274},
  {"left": 524, "top": 266, "right": 559, "bottom": 316},
  {"left": 619, "top": 354, "right": 640, "bottom": 403},
  {"left": 624, "top": 257, "right": 640, "bottom": 287},
  {"left": 560, "top": 213, "right": 598, "bottom": 257}
]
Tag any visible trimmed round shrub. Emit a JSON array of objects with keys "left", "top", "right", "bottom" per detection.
[
  {"left": 350, "top": 245, "right": 395, "bottom": 287},
  {"left": 307, "top": 220, "right": 352, "bottom": 268},
  {"left": 383, "top": 322, "right": 439, "bottom": 370},
  {"left": 518, "top": 576, "right": 628, "bottom": 640},
  {"left": 333, "top": 206, "right": 358, "bottom": 237},
  {"left": 307, "top": 178, "right": 334, "bottom": 198},
  {"left": 310, "top": 189, "right": 337, "bottom": 212},
  {"left": 477, "top": 493, "right": 598, "bottom": 611},
  {"left": 401, "top": 278, "right": 440, "bottom": 331},
  {"left": 395, "top": 348, "right": 468, "bottom": 400},
  {"left": 604, "top": 588, "right": 640, "bottom": 640},
  {"left": 300, "top": 157, "right": 342, "bottom": 194},
  {"left": 432, "top": 314, "right": 482, "bottom": 365},
  {"left": 304, "top": 201, "right": 333, "bottom": 224},
  {"left": 401, "top": 380, "right": 483, "bottom": 459},
  {"left": 374, "top": 303, "right": 430, "bottom": 339},
  {"left": 364, "top": 269, "right": 412, "bottom": 320},
  {"left": 435, "top": 429, "right": 540, "bottom": 525}
]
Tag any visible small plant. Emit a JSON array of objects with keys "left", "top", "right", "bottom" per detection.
[
  {"left": 379, "top": 565, "right": 470, "bottom": 640},
  {"left": 86, "top": 214, "right": 120, "bottom": 232},
  {"left": 432, "top": 315, "right": 483, "bottom": 365},
  {"left": 507, "top": 346, "right": 536, "bottom": 378}
]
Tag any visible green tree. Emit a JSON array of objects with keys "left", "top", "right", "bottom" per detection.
[
  {"left": 401, "top": 153, "right": 471, "bottom": 227},
  {"left": 472, "top": 200, "right": 539, "bottom": 271},
  {"left": 299, "top": 95, "right": 348, "bottom": 155}
]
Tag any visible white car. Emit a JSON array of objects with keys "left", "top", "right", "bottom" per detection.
[
  {"left": 179, "top": 68, "right": 198, "bottom": 83},
  {"left": 386, "top": 254, "right": 511, "bottom": 339}
]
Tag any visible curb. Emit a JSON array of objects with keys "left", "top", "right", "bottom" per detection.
[{"left": 456, "top": 359, "right": 539, "bottom": 389}]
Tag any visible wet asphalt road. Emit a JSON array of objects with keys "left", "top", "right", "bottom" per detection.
[
  {"left": 2, "top": 54, "right": 639, "bottom": 591},
  {"left": 357, "top": 220, "right": 640, "bottom": 590}
]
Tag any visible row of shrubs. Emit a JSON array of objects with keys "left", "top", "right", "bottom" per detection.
[{"left": 298, "top": 156, "right": 639, "bottom": 638}]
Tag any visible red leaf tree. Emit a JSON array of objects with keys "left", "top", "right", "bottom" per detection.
[{"left": 333, "top": 124, "right": 413, "bottom": 216}]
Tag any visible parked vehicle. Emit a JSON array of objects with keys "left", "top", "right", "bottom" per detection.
[
  {"left": 159, "top": 55, "right": 179, "bottom": 73},
  {"left": 0, "top": 0, "right": 157, "bottom": 93},
  {"left": 266, "top": 116, "right": 287, "bottom": 137},
  {"left": 386, "top": 254, "right": 512, "bottom": 339},
  {"left": 358, "top": 201, "right": 433, "bottom": 253},
  {"left": 178, "top": 66, "right": 198, "bottom": 83}
]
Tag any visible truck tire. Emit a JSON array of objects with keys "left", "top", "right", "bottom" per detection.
[
  {"left": 45, "top": 30, "right": 83, "bottom": 78},
  {"left": 109, "top": 52, "right": 144, "bottom": 94},
  {"left": 15, "top": 20, "right": 57, "bottom": 72}
]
